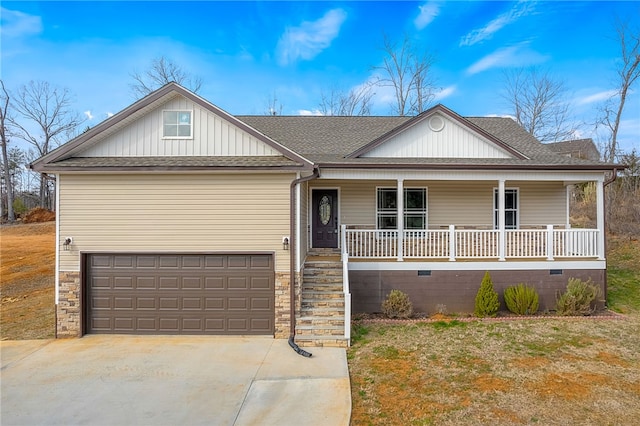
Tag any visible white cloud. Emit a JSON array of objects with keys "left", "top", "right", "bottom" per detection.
[
  {"left": 298, "top": 109, "right": 324, "bottom": 116},
  {"left": 84, "top": 110, "right": 94, "bottom": 120},
  {"left": 414, "top": 2, "right": 441, "bottom": 30},
  {"left": 0, "top": 7, "right": 43, "bottom": 38},
  {"left": 276, "top": 8, "right": 347, "bottom": 66},
  {"left": 465, "top": 44, "right": 548, "bottom": 75},
  {"left": 106, "top": 112, "right": 114, "bottom": 118},
  {"left": 460, "top": 1, "right": 536, "bottom": 47},
  {"left": 433, "top": 85, "right": 456, "bottom": 102},
  {"left": 577, "top": 89, "right": 618, "bottom": 105}
]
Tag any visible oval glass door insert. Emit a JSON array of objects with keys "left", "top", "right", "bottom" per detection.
[{"left": 319, "top": 195, "right": 331, "bottom": 225}]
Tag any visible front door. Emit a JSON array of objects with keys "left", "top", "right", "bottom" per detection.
[{"left": 312, "top": 189, "right": 338, "bottom": 248}]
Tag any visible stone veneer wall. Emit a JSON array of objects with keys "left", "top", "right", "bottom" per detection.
[
  {"left": 274, "top": 272, "right": 302, "bottom": 339},
  {"left": 57, "top": 272, "right": 81, "bottom": 337}
]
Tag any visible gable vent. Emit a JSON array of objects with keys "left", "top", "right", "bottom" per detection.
[{"left": 428, "top": 115, "right": 445, "bottom": 132}]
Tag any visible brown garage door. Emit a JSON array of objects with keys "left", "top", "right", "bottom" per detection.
[{"left": 86, "top": 254, "right": 274, "bottom": 335}]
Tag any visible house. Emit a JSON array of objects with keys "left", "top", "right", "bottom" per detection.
[
  {"left": 31, "top": 83, "right": 619, "bottom": 348},
  {"left": 546, "top": 138, "right": 601, "bottom": 161}
]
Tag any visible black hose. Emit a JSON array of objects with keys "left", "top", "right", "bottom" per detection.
[{"left": 288, "top": 337, "right": 312, "bottom": 358}]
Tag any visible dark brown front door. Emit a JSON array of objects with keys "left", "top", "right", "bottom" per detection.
[{"left": 312, "top": 189, "right": 338, "bottom": 248}]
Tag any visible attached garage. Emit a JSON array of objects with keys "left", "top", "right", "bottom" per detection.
[{"left": 85, "top": 253, "right": 274, "bottom": 335}]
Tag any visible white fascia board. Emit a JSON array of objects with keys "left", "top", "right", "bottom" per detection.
[
  {"left": 347, "top": 260, "right": 606, "bottom": 271},
  {"left": 320, "top": 169, "right": 606, "bottom": 182}
]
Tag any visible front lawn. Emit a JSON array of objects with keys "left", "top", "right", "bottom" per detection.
[{"left": 347, "top": 238, "right": 640, "bottom": 425}]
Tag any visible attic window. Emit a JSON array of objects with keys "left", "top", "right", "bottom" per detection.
[{"left": 163, "top": 110, "right": 193, "bottom": 139}]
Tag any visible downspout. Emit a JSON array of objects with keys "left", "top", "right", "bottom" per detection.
[
  {"left": 602, "top": 168, "right": 618, "bottom": 306},
  {"left": 288, "top": 167, "right": 320, "bottom": 357}
]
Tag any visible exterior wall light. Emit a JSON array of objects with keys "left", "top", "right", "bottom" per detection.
[{"left": 282, "top": 237, "right": 289, "bottom": 250}]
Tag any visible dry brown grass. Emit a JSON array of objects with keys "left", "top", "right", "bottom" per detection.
[
  {"left": 348, "top": 316, "right": 640, "bottom": 425},
  {"left": 0, "top": 222, "right": 55, "bottom": 339}
]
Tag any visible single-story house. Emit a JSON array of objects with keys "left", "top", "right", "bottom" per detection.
[{"left": 31, "top": 83, "right": 620, "bottom": 348}]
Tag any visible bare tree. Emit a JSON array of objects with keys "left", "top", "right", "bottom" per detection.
[
  {"left": 599, "top": 19, "right": 640, "bottom": 162},
  {"left": 264, "top": 92, "right": 284, "bottom": 116},
  {"left": 372, "top": 34, "right": 437, "bottom": 116},
  {"left": 130, "top": 56, "right": 203, "bottom": 99},
  {"left": 318, "top": 83, "right": 374, "bottom": 116},
  {"left": 0, "top": 80, "right": 15, "bottom": 221},
  {"left": 9, "top": 81, "right": 84, "bottom": 208},
  {"left": 501, "top": 67, "right": 576, "bottom": 142}
]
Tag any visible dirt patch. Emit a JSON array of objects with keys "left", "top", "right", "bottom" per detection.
[{"left": 1, "top": 222, "right": 55, "bottom": 339}]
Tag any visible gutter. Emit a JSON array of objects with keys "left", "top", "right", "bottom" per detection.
[{"left": 288, "top": 167, "right": 320, "bottom": 357}]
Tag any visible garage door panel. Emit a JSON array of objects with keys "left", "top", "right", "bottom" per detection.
[
  {"left": 204, "top": 256, "right": 225, "bottom": 268},
  {"left": 136, "top": 277, "right": 156, "bottom": 289},
  {"left": 159, "top": 256, "right": 180, "bottom": 268},
  {"left": 91, "top": 276, "right": 111, "bottom": 289},
  {"left": 228, "top": 277, "right": 248, "bottom": 290},
  {"left": 114, "top": 256, "right": 134, "bottom": 268},
  {"left": 205, "top": 277, "right": 224, "bottom": 289},
  {"left": 87, "top": 254, "right": 274, "bottom": 335},
  {"left": 159, "top": 297, "right": 179, "bottom": 310},
  {"left": 159, "top": 277, "right": 179, "bottom": 289},
  {"left": 182, "top": 277, "right": 203, "bottom": 289}
]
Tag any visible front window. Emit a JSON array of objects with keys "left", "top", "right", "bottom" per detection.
[
  {"left": 494, "top": 188, "right": 518, "bottom": 229},
  {"left": 377, "top": 187, "right": 427, "bottom": 229},
  {"left": 163, "top": 110, "right": 193, "bottom": 138}
]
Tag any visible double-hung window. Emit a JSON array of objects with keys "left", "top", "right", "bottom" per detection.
[
  {"left": 493, "top": 188, "right": 518, "bottom": 229},
  {"left": 163, "top": 110, "right": 193, "bottom": 138},
  {"left": 377, "top": 188, "right": 427, "bottom": 229}
]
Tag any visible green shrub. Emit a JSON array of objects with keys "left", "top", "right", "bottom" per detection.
[
  {"left": 556, "top": 278, "right": 602, "bottom": 316},
  {"left": 474, "top": 271, "right": 500, "bottom": 318},
  {"left": 381, "top": 289, "right": 413, "bottom": 319},
  {"left": 504, "top": 283, "right": 539, "bottom": 315}
]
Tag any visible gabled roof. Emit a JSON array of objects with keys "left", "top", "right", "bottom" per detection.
[
  {"left": 31, "top": 83, "right": 618, "bottom": 174},
  {"left": 545, "top": 138, "right": 601, "bottom": 161},
  {"left": 30, "top": 83, "right": 313, "bottom": 173},
  {"left": 344, "top": 104, "right": 527, "bottom": 159}
]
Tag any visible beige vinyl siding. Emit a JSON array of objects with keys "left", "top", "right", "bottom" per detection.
[
  {"left": 77, "top": 96, "right": 281, "bottom": 157},
  {"left": 518, "top": 181, "right": 566, "bottom": 227},
  {"left": 58, "top": 173, "right": 293, "bottom": 272},
  {"left": 309, "top": 179, "right": 567, "bottom": 230},
  {"left": 362, "top": 114, "right": 512, "bottom": 159}
]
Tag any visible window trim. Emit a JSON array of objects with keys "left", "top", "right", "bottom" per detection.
[
  {"left": 376, "top": 187, "right": 428, "bottom": 230},
  {"left": 493, "top": 187, "right": 519, "bottom": 230},
  {"left": 162, "top": 110, "right": 193, "bottom": 139}
]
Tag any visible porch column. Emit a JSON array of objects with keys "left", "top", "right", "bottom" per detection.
[
  {"left": 397, "top": 179, "right": 404, "bottom": 261},
  {"left": 565, "top": 184, "right": 572, "bottom": 229},
  {"left": 596, "top": 177, "right": 605, "bottom": 260},
  {"left": 498, "top": 179, "right": 506, "bottom": 261}
]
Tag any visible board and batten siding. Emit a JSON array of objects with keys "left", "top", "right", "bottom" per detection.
[
  {"left": 58, "top": 173, "right": 293, "bottom": 272},
  {"left": 309, "top": 179, "right": 566, "bottom": 229},
  {"left": 361, "top": 113, "right": 512, "bottom": 159},
  {"left": 77, "top": 96, "right": 281, "bottom": 157}
]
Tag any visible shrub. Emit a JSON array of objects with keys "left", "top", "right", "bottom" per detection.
[
  {"left": 474, "top": 271, "right": 500, "bottom": 318},
  {"left": 381, "top": 289, "right": 413, "bottom": 319},
  {"left": 504, "top": 283, "right": 539, "bottom": 315},
  {"left": 556, "top": 278, "right": 602, "bottom": 316}
]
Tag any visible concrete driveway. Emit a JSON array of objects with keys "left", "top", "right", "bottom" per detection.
[{"left": 0, "top": 336, "right": 350, "bottom": 426}]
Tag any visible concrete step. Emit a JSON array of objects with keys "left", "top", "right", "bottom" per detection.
[
  {"left": 294, "top": 335, "right": 349, "bottom": 348},
  {"left": 301, "top": 300, "right": 345, "bottom": 309},
  {"left": 300, "top": 307, "right": 344, "bottom": 316}
]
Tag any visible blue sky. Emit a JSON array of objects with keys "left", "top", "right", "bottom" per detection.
[{"left": 2, "top": 1, "right": 639, "bottom": 154}]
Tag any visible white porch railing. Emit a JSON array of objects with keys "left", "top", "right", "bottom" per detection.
[
  {"left": 341, "top": 226, "right": 351, "bottom": 346},
  {"left": 343, "top": 225, "right": 600, "bottom": 261}
]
